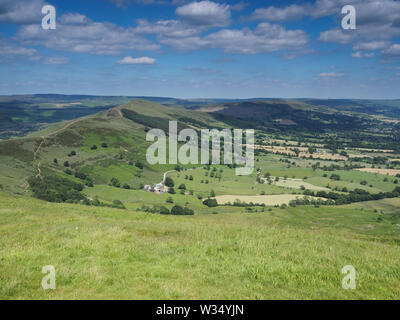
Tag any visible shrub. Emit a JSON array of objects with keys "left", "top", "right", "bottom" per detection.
[
  {"left": 135, "top": 161, "right": 144, "bottom": 170},
  {"left": 203, "top": 198, "right": 218, "bottom": 207},
  {"left": 91, "top": 145, "right": 97, "bottom": 150},
  {"left": 166, "top": 197, "right": 174, "bottom": 203},
  {"left": 110, "top": 177, "right": 121, "bottom": 188},
  {"left": 165, "top": 177, "right": 174, "bottom": 187},
  {"left": 101, "top": 143, "right": 108, "bottom": 148},
  {"left": 63, "top": 161, "right": 70, "bottom": 167},
  {"left": 168, "top": 187, "right": 176, "bottom": 194},
  {"left": 159, "top": 206, "right": 170, "bottom": 215},
  {"left": 112, "top": 200, "right": 126, "bottom": 210},
  {"left": 330, "top": 174, "right": 341, "bottom": 181}
]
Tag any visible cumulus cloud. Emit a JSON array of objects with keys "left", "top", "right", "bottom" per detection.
[
  {"left": 353, "top": 41, "right": 390, "bottom": 51},
  {"left": 158, "top": 22, "right": 309, "bottom": 54},
  {"left": 318, "top": 29, "right": 356, "bottom": 44},
  {"left": 134, "top": 19, "right": 201, "bottom": 37},
  {"left": 382, "top": 44, "right": 400, "bottom": 58},
  {"left": 319, "top": 72, "right": 345, "bottom": 78},
  {"left": 176, "top": 1, "right": 231, "bottom": 27},
  {"left": 249, "top": 4, "right": 307, "bottom": 22},
  {"left": 117, "top": 56, "right": 156, "bottom": 64},
  {"left": 0, "top": 0, "right": 45, "bottom": 24},
  {"left": 351, "top": 51, "right": 374, "bottom": 58},
  {"left": 43, "top": 56, "right": 69, "bottom": 64},
  {"left": 15, "top": 13, "right": 159, "bottom": 55},
  {"left": 0, "top": 37, "right": 37, "bottom": 57}
]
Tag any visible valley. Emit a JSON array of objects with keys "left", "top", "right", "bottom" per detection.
[{"left": 1, "top": 96, "right": 400, "bottom": 299}]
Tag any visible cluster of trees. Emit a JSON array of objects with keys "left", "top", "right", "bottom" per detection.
[
  {"left": 139, "top": 204, "right": 194, "bottom": 215},
  {"left": 64, "top": 169, "right": 94, "bottom": 187},
  {"left": 223, "top": 199, "right": 266, "bottom": 207},
  {"left": 303, "top": 187, "right": 400, "bottom": 205},
  {"left": 28, "top": 175, "right": 85, "bottom": 203},
  {"left": 108, "top": 177, "right": 131, "bottom": 190},
  {"left": 28, "top": 175, "right": 126, "bottom": 209}
]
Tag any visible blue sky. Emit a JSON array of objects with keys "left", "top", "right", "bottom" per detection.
[{"left": 0, "top": 0, "right": 399, "bottom": 98}]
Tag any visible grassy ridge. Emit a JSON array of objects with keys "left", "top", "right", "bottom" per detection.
[{"left": 0, "top": 191, "right": 399, "bottom": 300}]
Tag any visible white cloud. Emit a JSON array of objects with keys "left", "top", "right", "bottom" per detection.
[
  {"left": 351, "top": 51, "right": 374, "bottom": 58},
  {"left": 159, "top": 22, "right": 309, "bottom": 54},
  {"left": 0, "top": 37, "right": 37, "bottom": 57},
  {"left": 353, "top": 41, "right": 390, "bottom": 51},
  {"left": 382, "top": 44, "right": 400, "bottom": 58},
  {"left": 15, "top": 13, "right": 159, "bottom": 55},
  {"left": 318, "top": 29, "right": 356, "bottom": 44},
  {"left": 176, "top": 1, "right": 231, "bottom": 27},
  {"left": 319, "top": 72, "right": 345, "bottom": 78},
  {"left": 249, "top": 4, "right": 307, "bottom": 22},
  {"left": 0, "top": 0, "right": 45, "bottom": 24},
  {"left": 117, "top": 56, "right": 156, "bottom": 64},
  {"left": 43, "top": 56, "right": 69, "bottom": 64},
  {"left": 134, "top": 19, "right": 201, "bottom": 37}
]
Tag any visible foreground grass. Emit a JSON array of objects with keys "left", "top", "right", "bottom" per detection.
[{"left": 0, "top": 191, "right": 399, "bottom": 299}]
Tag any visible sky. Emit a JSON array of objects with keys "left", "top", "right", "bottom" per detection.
[{"left": 0, "top": 0, "right": 399, "bottom": 99}]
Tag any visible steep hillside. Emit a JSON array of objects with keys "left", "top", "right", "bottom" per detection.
[{"left": 0, "top": 99, "right": 226, "bottom": 195}]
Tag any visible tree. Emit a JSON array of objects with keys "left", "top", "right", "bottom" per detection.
[
  {"left": 165, "top": 177, "right": 174, "bottom": 187},
  {"left": 91, "top": 145, "right": 97, "bottom": 150},
  {"left": 123, "top": 184, "right": 131, "bottom": 189},
  {"left": 69, "top": 150, "right": 76, "bottom": 156},
  {"left": 210, "top": 190, "right": 216, "bottom": 197},
  {"left": 135, "top": 161, "right": 144, "bottom": 170},
  {"left": 110, "top": 177, "right": 121, "bottom": 188},
  {"left": 159, "top": 206, "right": 170, "bottom": 215},
  {"left": 112, "top": 200, "right": 126, "bottom": 209},
  {"left": 168, "top": 187, "right": 176, "bottom": 194},
  {"left": 101, "top": 142, "right": 108, "bottom": 148},
  {"left": 171, "top": 205, "right": 184, "bottom": 215},
  {"left": 203, "top": 198, "right": 218, "bottom": 207},
  {"left": 53, "top": 158, "right": 58, "bottom": 164},
  {"left": 178, "top": 184, "right": 186, "bottom": 190},
  {"left": 330, "top": 174, "right": 341, "bottom": 181},
  {"left": 166, "top": 197, "right": 174, "bottom": 203},
  {"left": 63, "top": 161, "right": 70, "bottom": 167}
]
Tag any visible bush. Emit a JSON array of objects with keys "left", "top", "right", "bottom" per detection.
[
  {"left": 101, "top": 143, "right": 108, "bottom": 148},
  {"left": 63, "top": 161, "right": 70, "bottom": 167},
  {"left": 330, "top": 174, "right": 341, "bottom": 181},
  {"left": 203, "top": 198, "right": 218, "bottom": 207},
  {"left": 178, "top": 184, "right": 186, "bottom": 190},
  {"left": 110, "top": 177, "right": 121, "bottom": 188},
  {"left": 159, "top": 206, "right": 170, "bottom": 215},
  {"left": 112, "top": 200, "right": 126, "bottom": 210},
  {"left": 165, "top": 177, "right": 174, "bottom": 187},
  {"left": 168, "top": 187, "right": 176, "bottom": 194},
  {"left": 166, "top": 197, "right": 174, "bottom": 203},
  {"left": 135, "top": 161, "right": 144, "bottom": 170},
  {"left": 28, "top": 175, "right": 85, "bottom": 203},
  {"left": 91, "top": 145, "right": 97, "bottom": 150},
  {"left": 123, "top": 184, "right": 131, "bottom": 190},
  {"left": 171, "top": 205, "right": 194, "bottom": 215}
]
